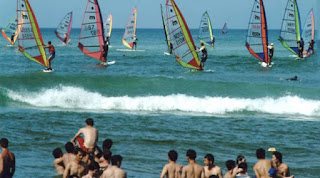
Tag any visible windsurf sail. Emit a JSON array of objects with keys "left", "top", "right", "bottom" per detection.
[
  {"left": 17, "top": 0, "right": 49, "bottom": 67},
  {"left": 165, "top": 0, "right": 200, "bottom": 69},
  {"left": 245, "top": 0, "right": 269, "bottom": 62},
  {"left": 55, "top": 11, "right": 73, "bottom": 44},
  {"left": 302, "top": 9, "right": 315, "bottom": 51},
  {"left": 78, "top": 0, "right": 105, "bottom": 62},
  {"left": 279, "top": 0, "right": 301, "bottom": 54},
  {"left": 122, "top": 7, "right": 137, "bottom": 49},
  {"left": 222, "top": 23, "right": 227, "bottom": 34},
  {"left": 160, "top": 4, "right": 171, "bottom": 53},
  {"left": 1, "top": 16, "right": 20, "bottom": 45},
  {"left": 198, "top": 11, "right": 214, "bottom": 46},
  {"left": 104, "top": 14, "right": 113, "bottom": 38}
]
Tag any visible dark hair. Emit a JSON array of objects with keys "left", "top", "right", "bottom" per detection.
[
  {"left": 89, "top": 161, "right": 100, "bottom": 171},
  {"left": 0, "top": 138, "right": 9, "bottom": 148},
  {"left": 236, "top": 155, "right": 245, "bottom": 165},
  {"left": 86, "top": 118, "right": 94, "bottom": 126},
  {"left": 205, "top": 154, "right": 214, "bottom": 163},
  {"left": 111, "top": 155, "right": 123, "bottom": 165},
  {"left": 225, "top": 160, "right": 236, "bottom": 170},
  {"left": 65, "top": 142, "right": 75, "bottom": 153},
  {"left": 52, "top": 148, "right": 63, "bottom": 158},
  {"left": 102, "top": 139, "right": 113, "bottom": 151},
  {"left": 74, "top": 147, "right": 84, "bottom": 155},
  {"left": 186, "top": 149, "right": 196, "bottom": 160},
  {"left": 256, "top": 148, "right": 265, "bottom": 159},
  {"left": 103, "top": 150, "right": 112, "bottom": 161},
  {"left": 273, "top": 151, "right": 283, "bottom": 163},
  {"left": 238, "top": 162, "right": 247, "bottom": 173},
  {"left": 48, "top": 41, "right": 51, "bottom": 45},
  {"left": 209, "top": 175, "right": 219, "bottom": 178},
  {"left": 168, "top": 150, "right": 178, "bottom": 162}
]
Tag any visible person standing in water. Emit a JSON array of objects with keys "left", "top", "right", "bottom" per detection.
[
  {"left": 197, "top": 42, "right": 208, "bottom": 70},
  {"left": 211, "top": 35, "right": 216, "bottom": 47},
  {"left": 297, "top": 38, "right": 304, "bottom": 58},
  {"left": 267, "top": 43, "right": 274, "bottom": 65},
  {"left": 43, "top": 41, "right": 55, "bottom": 70},
  {"left": 102, "top": 37, "right": 109, "bottom": 65},
  {"left": 10, "top": 33, "right": 15, "bottom": 44},
  {"left": 132, "top": 35, "right": 138, "bottom": 50},
  {"left": 0, "top": 138, "right": 15, "bottom": 178},
  {"left": 63, "top": 33, "right": 68, "bottom": 44}
]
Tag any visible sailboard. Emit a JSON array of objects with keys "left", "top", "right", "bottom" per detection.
[
  {"left": 279, "top": 0, "right": 301, "bottom": 55},
  {"left": 104, "top": 14, "right": 113, "bottom": 38},
  {"left": 165, "top": 0, "right": 200, "bottom": 70},
  {"left": 122, "top": 7, "right": 137, "bottom": 49},
  {"left": 55, "top": 11, "right": 73, "bottom": 44},
  {"left": 301, "top": 9, "right": 315, "bottom": 54},
  {"left": 160, "top": 4, "right": 172, "bottom": 54},
  {"left": 222, "top": 23, "right": 227, "bottom": 34},
  {"left": 198, "top": 11, "right": 214, "bottom": 46},
  {"left": 17, "top": 0, "right": 49, "bottom": 68},
  {"left": 245, "top": 0, "right": 269, "bottom": 63},
  {"left": 78, "top": 0, "right": 106, "bottom": 62},
  {"left": 1, "top": 15, "right": 21, "bottom": 45}
]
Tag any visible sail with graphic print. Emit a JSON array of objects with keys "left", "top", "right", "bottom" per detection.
[
  {"left": 104, "top": 14, "right": 113, "bottom": 38},
  {"left": 160, "top": 4, "right": 171, "bottom": 54},
  {"left": 165, "top": 0, "right": 200, "bottom": 69},
  {"left": 55, "top": 11, "right": 73, "bottom": 44},
  {"left": 78, "top": 0, "right": 105, "bottom": 62},
  {"left": 222, "top": 23, "right": 227, "bottom": 34},
  {"left": 245, "top": 0, "right": 269, "bottom": 63},
  {"left": 279, "top": 0, "right": 301, "bottom": 55},
  {"left": 122, "top": 7, "right": 137, "bottom": 49},
  {"left": 301, "top": 8, "right": 315, "bottom": 53},
  {"left": 17, "top": 0, "right": 49, "bottom": 68},
  {"left": 198, "top": 11, "right": 214, "bottom": 46},
  {"left": 1, "top": 15, "right": 21, "bottom": 45}
]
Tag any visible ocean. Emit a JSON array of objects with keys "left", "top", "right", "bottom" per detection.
[{"left": 0, "top": 28, "right": 319, "bottom": 177}]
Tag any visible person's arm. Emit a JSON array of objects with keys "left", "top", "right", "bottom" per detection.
[
  {"left": 253, "top": 165, "right": 260, "bottom": 178},
  {"left": 160, "top": 165, "right": 168, "bottom": 178},
  {"left": 71, "top": 129, "right": 82, "bottom": 145},
  {"left": 63, "top": 163, "right": 71, "bottom": 178},
  {"left": 10, "top": 153, "right": 16, "bottom": 176},
  {"left": 218, "top": 167, "right": 223, "bottom": 178},
  {"left": 54, "top": 157, "right": 64, "bottom": 168},
  {"left": 0, "top": 154, "right": 3, "bottom": 174},
  {"left": 181, "top": 167, "right": 186, "bottom": 178}
]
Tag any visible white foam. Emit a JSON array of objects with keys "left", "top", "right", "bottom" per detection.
[{"left": 6, "top": 86, "right": 320, "bottom": 116}]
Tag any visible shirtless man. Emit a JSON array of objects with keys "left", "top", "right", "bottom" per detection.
[
  {"left": 272, "top": 151, "right": 291, "bottom": 178},
  {"left": 0, "top": 138, "right": 15, "bottom": 178},
  {"left": 100, "top": 150, "right": 112, "bottom": 177},
  {"left": 63, "top": 142, "right": 75, "bottom": 167},
  {"left": 108, "top": 155, "right": 127, "bottom": 178},
  {"left": 63, "top": 148, "right": 87, "bottom": 178},
  {"left": 82, "top": 161, "right": 100, "bottom": 178},
  {"left": 253, "top": 148, "right": 272, "bottom": 178},
  {"left": 203, "top": 154, "right": 223, "bottom": 178},
  {"left": 71, "top": 118, "right": 98, "bottom": 153},
  {"left": 160, "top": 150, "right": 182, "bottom": 178},
  {"left": 52, "top": 148, "right": 64, "bottom": 175},
  {"left": 181, "top": 149, "right": 204, "bottom": 178},
  {"left": 224, "top": 160, "right": 236, "bottom": 178}
]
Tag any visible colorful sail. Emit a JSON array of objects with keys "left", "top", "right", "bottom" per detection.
[
  {"left": 1, "top": 16, "right": 21, "bottom": 45},
  {"left": 222, "top": 23, "right": 227, "bottom": 34},
  {"left": 55, "top": 12, "right": 73, "bottom": 44},
  {"left": 279, "top": 0, "right": 301, "bottom": 54},
  {"left": 160, "top": 4, "right": 171, "bottom": 52},
  {"left": 104, "top": 14, "right": 113, "bottom": 38},
  {"left": 165, "top": 0, "right": 200, "bottom": 69},
  {"left": 122, "top": 7, "right": 137, "bottom": 49},
  {"left": 198, "top": 11, "right": 214, "bottom": 46},
  {"left": 78, "top": 0, "right": 105, "bottom": 62},
  {"left": 245, "top": 0, "right": 269, "bottom": 62},
  {"left": 17, "top": 0, "right": 49, "bottom": 67},
  {"left": 302, "top": 9, "right": 315, "bottom": 50}
]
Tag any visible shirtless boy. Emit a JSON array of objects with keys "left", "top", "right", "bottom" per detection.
[
  {"left": 52, "top": 148, "right": 64, "bottom": 175},
  {"left": 109, "top": 155, "right": 126, "bottom": 178},
  {"left": 0, "top": 138, "right": 15, "bottom": 178},
  {"left": 181, "top": 149, "right": 204, "bottom": 178},
  {"left": 63, "top": 142, "right": 75, "bottom": 167},
  {"left": 272, "top": 151, "right": 292, "bottom": 177},
  {"left": 203, "top": 154, "right": 223, "bottom": 178},
  {"left": 63, "top": 148, "right": 87, "bottom": 178},
  {"left": 253, "top": 148, "right": 272, "bottom": 178},
  {"left": 160, "top": 150, "right": 182, "bottom": 178}
]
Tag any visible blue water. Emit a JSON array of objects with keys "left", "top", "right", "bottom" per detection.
[{"left": 0, "top": 28, "right": 319, "bottom": 177}]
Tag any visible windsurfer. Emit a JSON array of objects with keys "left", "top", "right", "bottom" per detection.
[
  {"left": 10, "top": 33, "right": 15, "bottom": 43},
  {"left": 102, "top": 37, "right": 109, "bottom": 65},
  {"left": 132, "top": 35, "right": 138, "bottom": 50},
  {"left": 169, "top": 42, "right": 173, "bottom": 54},
  {"left": 307, "top": 39, "right": 315, "bottom": 54},
  {"left": 63, "top": 33, "right": 68, "bottom": 44},
  {"left": 196, "top": 42, "right": 208, "bottom": 70},
  {"left": 211, "top": 35, "right": 215, "bottom": 47},
  {"left": 43, "top": 41, "right": 55, "bottom": 70},
  {"left": 280, "top": 76, "right": 298, "bottom": 81},
  {"left": 267, "top": 43, "right": 274, "bottom": 65},
  {"left": 297, "top": 38, "right": 304, "bottom": 58}
]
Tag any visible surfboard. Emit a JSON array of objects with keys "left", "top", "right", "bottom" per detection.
[
  {"left": 261, "top": 62, "right": 272, "bottom": 68},
  {"left": 43, "top": 69, "right": 55, "bottom": 72},
  {"left": 164, "top": 52, "right": 171, "bottom": 55},
  {"left": 116, "top": 49, "right": 145, "bottom": 52}
]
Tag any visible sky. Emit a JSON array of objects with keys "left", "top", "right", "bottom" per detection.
[{"left": 0, "top": 0, "right": 318, "bottom": 30}]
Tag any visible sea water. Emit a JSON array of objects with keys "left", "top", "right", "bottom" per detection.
[{"left": 0, "top": 28, "right": 319, "bottom": 177}]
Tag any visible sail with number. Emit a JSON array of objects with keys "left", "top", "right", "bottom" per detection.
[
  {"left": 302, "top": 9, "right": 315, "bottom": 51},
  {"left": 160, "top": 4, "right": 171, "bottom": 53},
  {"left": 1, "top": 15, "right": 21, "bottom": 45},
  {"left": 78, "top": 0, "right": 105, "bottom": 62},
  {"left": 122, "top": 7, "right": 137, "bottom": 49},
  {"left": 222, "top": 23, "right": 227, "bottom": 34},
  {"left": 55, "top": 12, "right": 73, "bottom": 44},
  {"left": 279, "top": 0, "right": 301, "bottom": 55},
  {"left": 104, "top": 14, "right": 113, "bottom": 38},
  {"left": 165, "top": 0, "right": 200, "bottom": 69},
  {"left": 198, "top": 11, "right": 214, "bottom": 46},
  {"left": 17, "top": 0, "right": 49, "bottom": 67},
  {"left": 245, "top": 0, "right": 269, "bottom": 62}
]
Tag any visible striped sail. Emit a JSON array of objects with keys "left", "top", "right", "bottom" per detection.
[
  {"left": 166, "top": 0, "right": 200, "bottom": 69},
  {"left": 302, "top": 9, "right": 315, "bottom": 51},
  {"left": 17, "top": 0, "right": 49, "bottom": 67},
  {"left": 122, "top": 8, "right": 137, "bottom": 49},
  {"left": 55, "top": 12, "right": 73, "bottom": 44},
  {"left": 104, "top": 14, "right": 113, "bottom": 38},
  {"left": 198, "top": 11, "right": 214, "bottom": 46},
  {"left": 78, "top": 0, "right": 105, "bottom": 62},
  {"left": 1, "top": 15, "right": 21, "bottom": 45},
  {"left": 160, "top": 4, "right": 171, "bottom": 53},
  {"left": 245, "top": 0, "right": 269, "bottom": 62}
]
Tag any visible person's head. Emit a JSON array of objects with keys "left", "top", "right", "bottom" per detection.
[
  {"left": 52, "top": 148, "right": 63, "bottom": 158},
  {"left": 186, "top": 149, "right": 196, "bottom": 160},
  {"left": 268, "top": 168, "right": 277, "bottom": 178},
  {"left": 225, "top": 160, "right": 236, "bottom": 171},
  {"left": 256, "top": 148, "right": 265, "bottom": 159},
  {"left": 0, "top": 138, "right": 9, "bottom": 148},
  {"left": 85, "top": 118, "right": 94, "bottom": 126},
  {"left": 201, "top": 42, "right": 204, "bottom": 46},
  {"left": 271, "top": 43, "right": 274, "bottom": 46},
  {"left": 236, "top": 155, "right": 246, "bottom": 165},
  {"left": 74, "top": 147, "right": 84, "bottom": 161},
  {"left": 272, "top": 151, "right": 283, "bottom": 164},
  {"left": 88, "top": 161, "right": 100, "bottom": 175},
  {"left": 168, "top": 150, "right": 178, "bottom": 162},
  {"left": 65, "top": 142, "right": 75, "bottom": 153},
  {"left": 238, "top": 162, "right": 248, "bottom": 174},
  {"left": 204, "top": 154, "right": 214, "bottom": 166},
  {"left": 48, "top": 41, "right": 52, "bottom": 45},
  {"left": 301, "top": 38, "right": 303, "bottom": 41},
  {"left": 102, "top": 139, "right": 113, "bottom": 151},
  {"left": 294, "top": 76, "right": 297, "bottom": 79},
  {"left": 103, "top": 150, "right": 112, "bottom": 161},
  {"left": 111, "top": 155, "right": 123, "bottom": 167}
]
